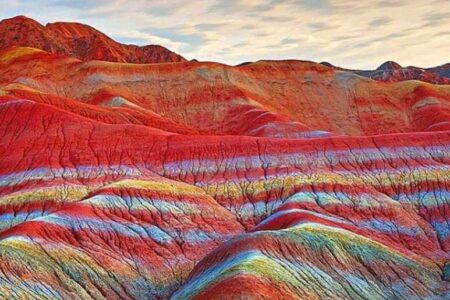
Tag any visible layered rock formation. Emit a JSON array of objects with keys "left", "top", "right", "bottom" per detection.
[
  {"left": 0, "top": 16, "right": 186, "bottom": 63},
  {"left": 323, "top": 60, "right": 450, "bottom": 85},
  {"left": 0, "top": 16, "right": 449, "bottom": 300}
]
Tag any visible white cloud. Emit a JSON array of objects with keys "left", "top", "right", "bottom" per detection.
[{"left": 111, "top": 31, "right": 188, "bottom": 53}]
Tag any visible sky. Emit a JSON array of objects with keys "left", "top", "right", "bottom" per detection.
[{"left": 0, "top": 0, "right": 449, "bottom": 69}]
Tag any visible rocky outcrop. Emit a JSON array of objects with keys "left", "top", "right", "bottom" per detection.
[
  {"left": 0, "top": 38, "right": 449, "bottom": 299},
  {"left": 376, "top": 60, "right": 402, "bottom": 71},
  {"left": 322, "top": 60, "right": 450, "bottom": 85},
  {"left": 1, "top": 89, "right": 449, "bottom": 298},
  {"left": 0, "top": 16, "right": 186, "bottom": 63}
]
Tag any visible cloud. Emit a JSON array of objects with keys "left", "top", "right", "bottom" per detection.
[
  {"left": 143, "top": 27, "right": 210, "bottom": 49},
  {"left": 0, "top": 0, "right": 449, "bottom": 69},
  {"left": 260, "top": 15, "right": 295, "bottom": 23},
  {"left": 111, "top": 30, "right": 187, "bottom": 52},
  {"left": 195, "top": 22, "right": 227, "bottom": 32},
  {"left": 307, "top": 22, "right": 335, "bottom": 32},
  {"left": 375, "top": 0, "right": 407, "bottom": 7},
  {"left": 296, "top": 0, "right": 331, "bottom": 11},
  {"left": 47, "top": 0, "right": 110, "bottom": 9},
  {"left": 423, "top": 12, "right": 450, "bottom": 27},
  {"left": 368, "top": 16, "right": 392, "bottom": 27},
  {"left": 434, "top": 30, "right": 450, "bottom": 37},
  {"left": 281, "top": 38, "right": 301, "bottom": 45}
]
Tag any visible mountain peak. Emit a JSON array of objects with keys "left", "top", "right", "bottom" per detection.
[
  {"left": 320, "top": 61, "right": 334, "bottom": 68},
  {"left": 45, "top": 21, "right": 105, "bottom": 38},
  {"left": 2, "top": 15, "right": 39, "bottom": 23},
  {"left": 0, "top": 15, "right": 186, "bottom": 63},
  {"left": 377, "top": 61, "right": 402, "bottom": 70},
  {"left": 0, "top": 15, "right": 45, "bottom": 31}
]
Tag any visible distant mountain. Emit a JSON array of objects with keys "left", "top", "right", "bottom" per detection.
[
  {"left": 376, "top": 60, "right": 402, "bottom": 71},
  {"left": 321, "top": 60, "right": 450, "bottom": 84},
  {"left": 0, "top": 15, "right": 186, "bottom": 63}
]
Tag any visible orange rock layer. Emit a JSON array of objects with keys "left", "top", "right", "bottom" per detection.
[{"left": 0, "top": 17, "right": 449, "bottom": 300}]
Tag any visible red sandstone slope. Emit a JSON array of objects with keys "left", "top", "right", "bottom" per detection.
[
  {"left": 0, "top": 18, "right": 449, "bottom": 300},
  {"left": 0, "top": 15, "right": 186, "bottom": 63},
  {"left": 1, "top": 48, "right": 449, "bottom": 137},
  {"left": 0, "top": 81, "right": 449, "bottom": 298}
]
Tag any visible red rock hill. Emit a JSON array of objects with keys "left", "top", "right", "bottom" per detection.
[
  {"left": 0, "top": 16, "right": 449, "bottom": 300},
  {"left": 0, "top": 15, "right": 186, "bottom": 63}
]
